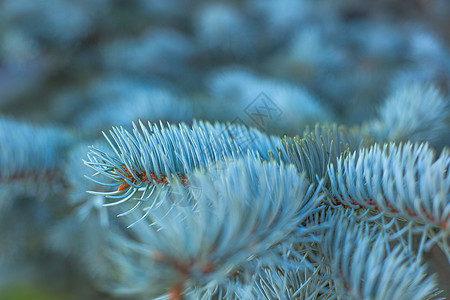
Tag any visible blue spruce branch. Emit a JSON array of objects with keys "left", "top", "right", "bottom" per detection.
[
  {"left": 320, "top": 212, "right": 440, "bottom": 300},
  {"left": 84, "top": 120, "right": 282, "bottom": 216},
  {"left": 327, "top": 142, "right": 449, "bottom": 260},
  {"left": 103, "top": 157, "right": 323, "bottom": 299}
]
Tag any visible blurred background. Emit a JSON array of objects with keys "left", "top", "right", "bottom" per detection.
[
  {"left": 1, "top": 0, "right": 449, "bottom": 133},
  {"left": 0, "top": 0, "right": 449, "bottom": 299}
]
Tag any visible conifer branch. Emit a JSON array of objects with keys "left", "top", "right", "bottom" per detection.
[
  {"left": 328, "top": 142, "right": 449, "bottom": 228},
  {"left": 281, "top": 123, "right": 369, "bottom": 186},
  {"left": 84, "top": 120, "right": 281, "bottom": 215},
  {"left": 104, "top": 158, "right": 323, "bottom": 299},
  {"left": 327, "top": 142, "right": 450, "bottom": 259},
  {"left": 320, "top": 213, "right": 440, "bottom": 300},
  {"left": 0, "top": 117, "right": 72, "bottom": 180}
]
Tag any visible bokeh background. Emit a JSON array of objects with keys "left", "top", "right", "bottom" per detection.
[{"left": 0, "top": 0, "right": 449, "bottom": 299}]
